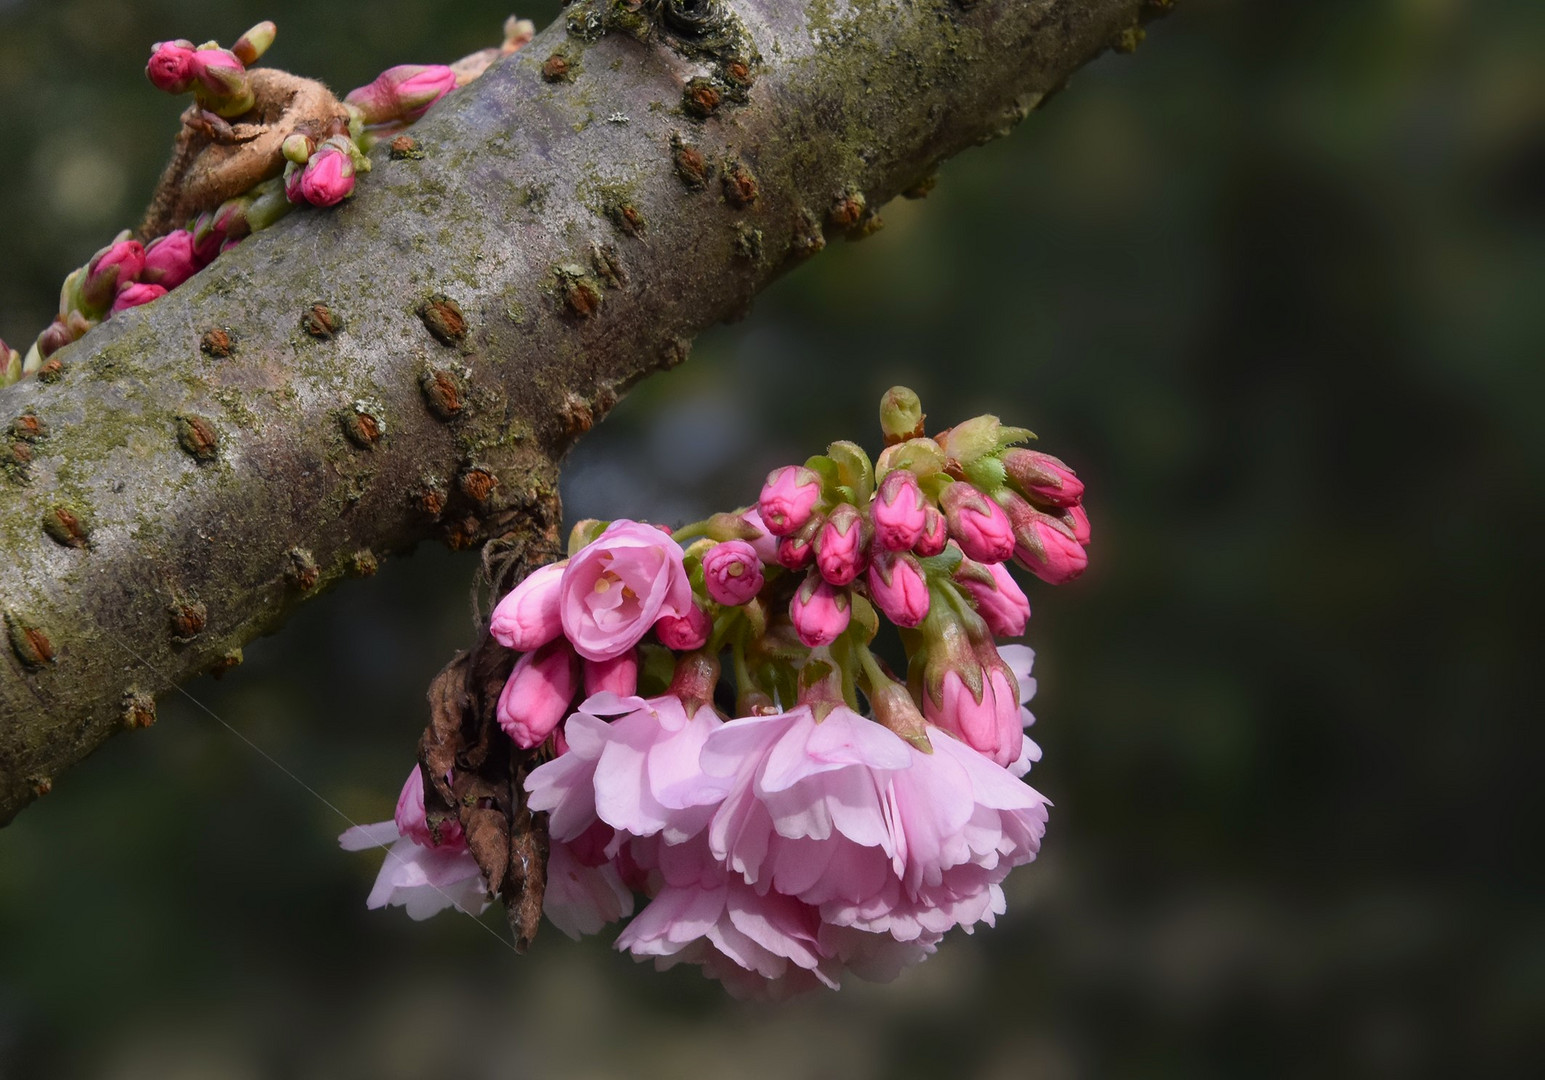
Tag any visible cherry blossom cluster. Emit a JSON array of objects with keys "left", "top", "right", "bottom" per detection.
[
  {"left": 1, "top": 17, "right": 535, "bottom": 388},
  {"left": 344, "top": 387, "right": 1094, "bottom": 998}
]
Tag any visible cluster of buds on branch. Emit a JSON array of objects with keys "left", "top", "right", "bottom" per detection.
[
  {"left": 0, "top": 16, "right": 535, "bottom": 389},
  {"left": 345, "top": 388, "right": 1093, "bottom": 998}
]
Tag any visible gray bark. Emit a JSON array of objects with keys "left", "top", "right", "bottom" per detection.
[{"left": 0, "top": 0, "right": 1156, "bottom": 824}]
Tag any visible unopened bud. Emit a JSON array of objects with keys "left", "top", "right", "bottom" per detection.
[
  {"left": 789, "top": 571, "right": 851, "bottom": 647},
  {"left": 1002, "top": 448, "right": 1085, "bottom": 507},
  {"left": 702, "top": 540, "right": 764, "bottom": 606},
  {"left": 146, "top": 40, "right": 197, "bottom": 94},
  {"left": 940, "top": 481, "right": 1015, "bottom": 564},
  {"left": 281, "top": 132, "right": 316, "bottom": 164},
  {"left": 654, "top": 601, "right": 712, "bottom": 651},
  {"left": 759, "top": 464, "right": 823, "bottom": 536},
  {"left": 776, "top": 512, "right": 822, "bottom": 570},
  {"left": 815, "top": 502, "right": 870, "bottom": 586},
  {"left": 867, "top": 550, "right": 930, "bottom": 628},
  {"left": 913, "top": 506, "right": 947, "bottom": 557},
  {"left": 872, "top": 468, "right": 927, "bottom": 551},
  {"left": 142, "top": 230, "right": 201, "bottom": 288},
  {"left": 190, "top": 48, "right": 254, "bottom": 117},
  {"left": 879, "top": 385, "right": 925, "bottom": 445},
  {"left": 231, "top": 21, "right": 276, "bottom": 66},
  {"left": 81, "top": 238, "right": 145, "bottom": 314},
  {"left": 111, "top": 282, "right": 167, "bottom": 313},
  {"left": 296, "top": 142, "right": 355, "bottom": 206}
]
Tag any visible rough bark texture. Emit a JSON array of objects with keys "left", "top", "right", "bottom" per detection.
[{"left": 0, "top": 0, "right": 1156, "bottom": 824}]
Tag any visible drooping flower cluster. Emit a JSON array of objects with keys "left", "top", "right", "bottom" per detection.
[
  {"left": 343, "top": 387, "right": 1091, "bottom": 997},
  {"left": 1, "top": 16, "right": 535, "bottom": 388}
]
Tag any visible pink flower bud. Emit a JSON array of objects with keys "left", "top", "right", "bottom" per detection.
[
  {"left": 925, "top": 666, "right": 1021, "bottom": 767},
  {"left": 38, "top": 320, "right": 73, "bottom": 358},
  {"left": 913, "top": 506, "right": 948, "bottom": 557},
  {"left": 1062, "top": 503, "right": 1091, "bottom": 545},
  {"left": 703, "top": 540, "right": 764, "bottom": 606},
  {"left": 955, "top": 559, "right": 1030, "bottom": 637},
  {"left": 189, "top": 48, "right": 254, "bottom": 117},
  {"left": 776, "top": 513, "right": 822, "bottom": 570},
  {"left": 81, "top": 240, "right": 146, "bottom": 312},
  {"left": 346, "top": 64, "right": 457, "bottom": 126},
  {"left": 866, "top": 550, "right": 930, "bottom": 628},
  {"left": 790, "top": 572, "right": 851, "bottom": 647},
  {"left": 1002, "top": 448, "right": 1085, "bottom": 507},
  {"left": 872, "top": 469, "right": 927, "bottom": 551},
  {"left": 655, "top": 601, "right": 712, "bottom": 650},
  {"left": 142, "top": 231, "right": 201, "bottom": 289},
  {"left": 489, "top": 560, "right": 567, "bottom": 651},
  {"left": 394, "top": 767, "right": 464, "bottom": 849},
  {"left": 738, "top": 508, "right": 780, "bottom": 564},
  {"left": 188, "top": 212, "right": 224, "bottom": 265},
  {"left": 297, "top": 144, "right": 355, "bottom": 206},
  {"left": 1014, "top": 516, "right": 1088, "bottom": 585},
  {"left": 815, "top": 503, "right": 870, "bottom": 586},
  {"left": 584, "top": 651, "right": 639, "bottom": 697},
  {"left": 497, "top": 639, "right": 580, "bottom": 748},
  {"left": 146, "top": 41, "right": 196, "bottom": 94},
  {"left": 110, "top": 282, "right": 167, "bottom": 313},
  {"left": 940, "top": 481, "right": 1015, "bottom": 564},
  {"left": 758, "top": 465, "right": 822, "bottom": 536}
]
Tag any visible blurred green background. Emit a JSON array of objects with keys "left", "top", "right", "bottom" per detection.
[{"left": 2, "top": 0, "right": 1542, "bottom": 1076}]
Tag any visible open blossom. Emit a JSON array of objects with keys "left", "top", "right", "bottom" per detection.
[
  {"left": 560, "top": 520, "right": 693, "bottom": 661},
  {"left": 339, "top": 768, "right": 487, "bottom": 920}
]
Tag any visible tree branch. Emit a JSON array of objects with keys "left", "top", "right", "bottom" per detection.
[{"left": 0, "top": 0, "right": 1155, "bottom": 824}]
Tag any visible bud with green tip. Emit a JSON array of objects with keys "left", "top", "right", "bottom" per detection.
[
  {"left": 231, "top": 21, "right": 276, "bottom": 66},
  {"left": 879, "top": 385, "right": 925, "bottom": 445},
  {"left": 281, "top": 132, "right": 315, "bottom": 165},
  {"left": 190, "top": 48, "right": 254, "bottom": 117},
  {"left": 1, "top": 339, "right": 20, "bottom": 386}
]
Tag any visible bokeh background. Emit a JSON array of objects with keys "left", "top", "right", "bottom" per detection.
[{"left": 2, "top": 0, "right": 1541, "bottom": 1076}]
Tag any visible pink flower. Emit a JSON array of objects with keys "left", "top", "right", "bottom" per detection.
[
  {"left": 913, "top": 506, "right": 948, "bottom": 557},
  {"left": 703, "top": 540, "right": 764, "bottom": 606},
  {"left": 525, "top": 691, "right": 724, "bottom": 848},
  {"left": 339, "top": 768, "right": 488, "bottom": 920},
  {"left": 738, "top": 508, "right": 780, "bottom": 565},
  {"left": 866, "top": 550, "right": 930, "bottom": 628},
  {"left": 496, "top": 639, "right": 581, "bottom": 748},
  {"left": 758, "top": 465, "right": 822, "bottom": 536},
  {"left": 141, "top": 231, "right": 201, "bottom": 288},
  {"left": 615, "top": 878, "right": 837, "bottom": 999},
  {"left": 923, "top": 664, "right": 1022, "bottom": 768},
  {"left": 584, "top": 651, "right": 639, "bottom": 697},
  {"left": 110, "top": 283, "right": 167, "bottom": 313},
  {"left": 297, "top": 144, "right": 355, "bottom": 206},
  {"left": 872, "top": 469, "right": 928, "bottom": 551},
  {"left": 393, "top": 766, "right": 464, "bottom": 849},
  {"left": 146, "top": 40, "right": 197, "bottom": 94},
  {"left": 545, "top": 831, "right": 635, "bottom": 939},
  {"left": 697, "top": 705, "right": 1049, "bottom": 953},
  {"left": 997, "top": 643, "right": 1040, "bottom": 773},
  {"left": 490, "top": 560, "right": 567, "bottom": 652},
  {"left": 789, "top": 572, "right": 851, "bottom": 647},
  {"left": 815, "top": 503, "right": 869, "bottom": 586},
  {"left": 655, "top": 601, "right": 712, "bottom": 651},
  {"left": 955, "top": 559, "right": 1030, "bottom": 637},
  {"left": 941, "top": 481, "right": 1016, "bottom": 564},
  {"left": 82, "top": 239, "right": 145, "bottom": 311},
  {"left": 776, "top": 521, "right": 818, "bottom": 570},
  {"left": 1002, "top": 448, "right": 1085, "bottom": 507},
  {"left": 1063, "top": 503, "right": 1091, "bottom": 545},
  {"left": 560, "top": 519, "right": 694, "bottom": 661},
  {"left": 1013, "top": 516, "right": 1088, "bottom": 585},
  {"left": 345, "top": 63, "right": 458, "bottom": 125}
]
